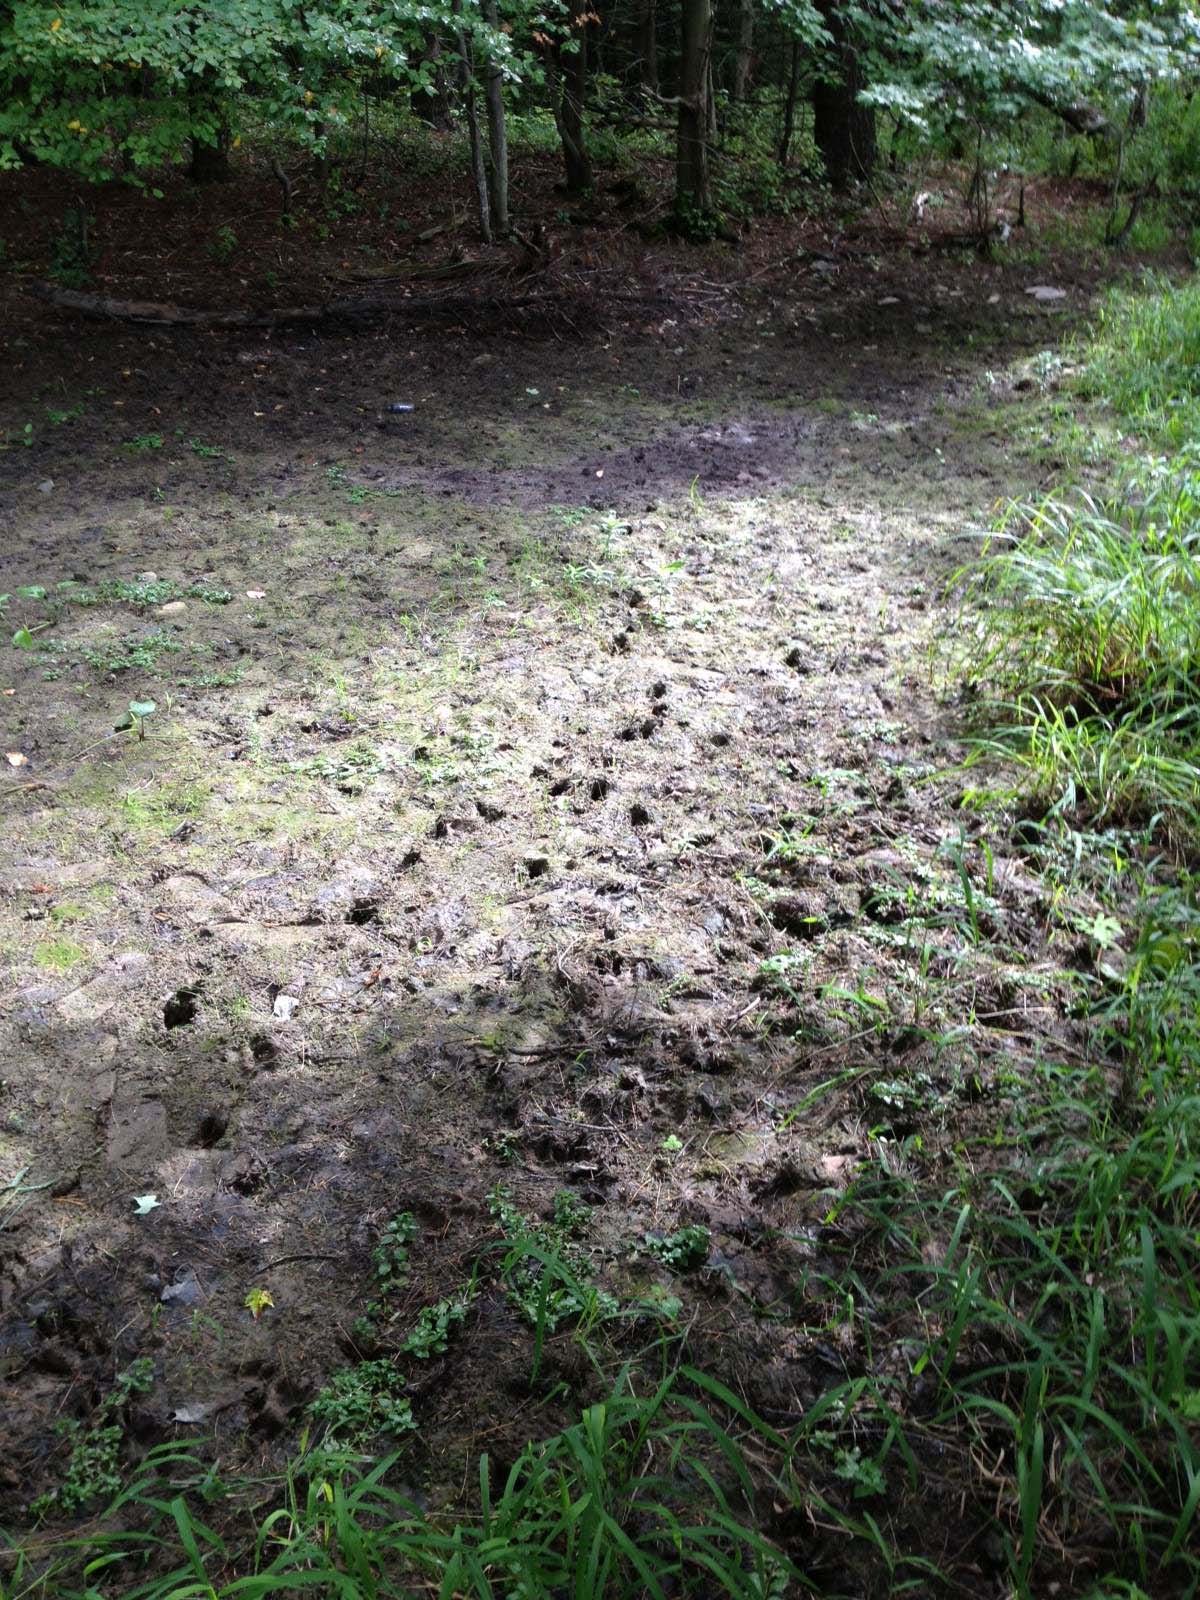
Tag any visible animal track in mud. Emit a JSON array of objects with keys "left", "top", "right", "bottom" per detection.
[
  {"left": 163, "top": 987, "right": 200, "bottom": 1028},
  {"left": 249, "top": 1034, "right": 279, "bottom": 1069},
  {"left": 195, "top": 1106, "right": 230, "bottom": 1146}
]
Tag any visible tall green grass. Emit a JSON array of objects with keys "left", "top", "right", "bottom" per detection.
[
  {"left": 0, "top": 1365, "right": 797, "bottom": 1600},
  {"left": 1082, "top": 273, "right": 1200, "bottom": 445},
  {"left": 952, "top": 453, "right": 1200, "bottom": 836},
  {"left": 933, "top": 270, "right": 1200, "bottom": 1597}
]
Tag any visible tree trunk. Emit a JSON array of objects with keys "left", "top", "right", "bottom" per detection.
[
  {"left": 778, "top": 39, "right": 800, "bottom": 166},
  {"left": 636, "top": 0, "right": 659, "bottom": 96},
  {"left": 554, "top": 25, "right": 594, "bottom": 194},
  {"left": 452, "top": 0, "right": 492, "bottom": 243},
  {"left": 411, "top": 35, "right": 453, "bottom": 128},
  {"left": 675, "top": 0, "right": 713, "bottom": 218},
  {"left": 732, "top": 0, "right": 754, "bottom": 103},
  {"left": 812, "top": 0, "right": 875, "bottom": 189},
  {"left": 188, "top": 121, "right": 231, "bottom": 183},
  {"left": 481, "top": 0, "right": 509, "bottom": 231}
]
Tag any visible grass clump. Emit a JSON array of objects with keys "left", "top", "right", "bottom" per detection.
[
  {"left": 1082, "top": 273, "right": 1200, "bottom": 443},
  {"left": 7, "top": 1365, "right": 795, "bottom": 1600},
  {"left": 951, "top": 454, "right": 1200, "bottom": 834}
]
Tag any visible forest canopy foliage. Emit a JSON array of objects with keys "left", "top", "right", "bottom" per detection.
[{"left": 2, "top": 0, "right": 1200, "bottom": 230}]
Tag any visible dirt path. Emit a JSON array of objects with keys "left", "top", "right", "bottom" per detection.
[{"left": 0, "top": 272, "right": 1083, "bottom": 1581}]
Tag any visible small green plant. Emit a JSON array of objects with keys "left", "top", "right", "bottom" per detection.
[
  {"left": 489, "top": 1185, "right": 615, "bottom": 1333},
  {"left": 31, "top": 1357, "right": 155, "bottom": 1517},
  {"left": 0, "top": 421, "right": 34, "bottom": 450},
  {"left": 127, "top": 698, "right": 157, "bottom": 739},
  {"left": 399, "top": 1285, "right": 476, "bottom": 1359},
  {"left": 307, "top": 1359, "right": 415, "bottom": 1447},
  {"left": 642, "top": 1225, "right": 711, "bottom": 1271},
  {"left": 124, "top": 433, "right": 164, "bottom": 452},
  {"left": 354, "top": 1212, "right": 418, "bottom": 1340},
  {"left": 208, "top": 224, "right": 239, "bottom": 261}
]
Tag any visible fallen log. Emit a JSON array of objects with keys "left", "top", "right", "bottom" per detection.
[
  {"left": 27, "top": 280, "right": 348, "bottom": 326},
  {"left": 25, "top": 276, "right": 689, "bottom": 335}
]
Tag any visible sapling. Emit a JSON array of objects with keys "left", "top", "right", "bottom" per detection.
[{"left": 128, "top": 699, "right": 157, "bottom": 739}]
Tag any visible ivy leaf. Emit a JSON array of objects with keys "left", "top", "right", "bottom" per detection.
[{"left": 132, "top": 1193, "right": 161, "bottom": 1215}]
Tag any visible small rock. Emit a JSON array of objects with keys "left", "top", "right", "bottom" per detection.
[
  {"left": 137, "top": 571, "right": 158, "bottom": 583},
  {"left": 173, "top": 1402, "right": 212, "bottom": 1425},
  {"left": 161, "top": 1271, "right": 202, "bottom": 1308},
  {"left": 158, "top": 600, "right": 188, "bottom": 617},
  {"left": 273, "top": 993, "right": 299, "bottom": 1022},
  {"left": 1025, "top": 285, "right": 1067, "bottom": 302},
  {"left": 37, "top": 479, "right": 54, "bottom": 494}
]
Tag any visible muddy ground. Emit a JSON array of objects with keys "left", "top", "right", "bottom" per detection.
[{"left": 0, "top": 161, "right": 1157, "bottom": 1593}]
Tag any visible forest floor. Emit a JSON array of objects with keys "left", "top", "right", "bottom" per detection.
[{"left": 0, "top": 153, "right": 1180, "bottom": 1594}]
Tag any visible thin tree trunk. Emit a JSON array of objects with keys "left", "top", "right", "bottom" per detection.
[
  {"left": 733, "top": 0, "right": 754, "bottom": 102},
  {"left": 411, "top": 35, "right": 453, "bottom": 127},
  {"left": 481, "top": 0, "right": 509, "bottom": 232},
  {"left": 636, "top": 0, "right": 659, "bottom": 96},
  {"left": 554, "top": 25, "right": 593, "bottom": 194},
  {"left": 676, "top": 0, "right": 713, "bottom": 218},
  {"left": 779, "top": 38, "right": 800, "bottom": 166},
  {"left": 452, "top": 0, "right": 492, "bottom": 243}
]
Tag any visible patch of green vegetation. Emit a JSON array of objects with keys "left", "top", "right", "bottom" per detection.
[
  {"left": 398, "top": 1286, "right": 476, "bottom": 1358},
  {"left": 307, "top": 1359, "right": 415, "bottom": 1447},
  {"left": 120, "top": 778, "right": 210, "bottom": 834},
  {"left": 490, "top": 1185, "right": 616, "bottom": 1333},
  {"left": 1081, "top": 272, "right": 1200, "bottom": 445},
  {"left": 32, "top": 1362, "right": 795, "bottom": 1597},
  {"left": 48, "top": 902, "right": 87, "bottom": 924},
  {"left": 952, "top": 454, "right": 1200, "bottom": 835},
  {"left": 33, "top": 937, "right": 87, "bottom": 972},
  {"left": 641, "top": 1225, "right": 711, "bottom": 1271},
  {"left": 78, "top": 630, "right": 184, "bottom": 676},
  {"left": 353, "top": 1212, "right": 417, "bottom": 1342},
  {"left": 30, "top": 1358, "right": 155, "bottom": 1518},
  {"left": 300, "top": 741, "right": 386, "bottom": 794}
]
